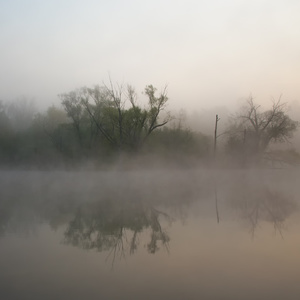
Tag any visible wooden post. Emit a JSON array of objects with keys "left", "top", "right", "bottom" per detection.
[{"left": 214, "top": 114, "right": 220, "bottom": 159}]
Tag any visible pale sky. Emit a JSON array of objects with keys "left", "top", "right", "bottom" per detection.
[{"left": 1, "top": 0, "right": 300, "bottom": 111}]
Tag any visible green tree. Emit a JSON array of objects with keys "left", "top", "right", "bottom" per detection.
[
  {"left": 60, "top": 91, "right": 84, "bottom": 144},
  {"left": 0, "top": 101, "right": 15, "bottom": 162},
  {"left": 31, "top": 105, "right": 76, "bottom": 165},
  {"left": 60, "top": 83, "right": 171, "bottom": 153}
]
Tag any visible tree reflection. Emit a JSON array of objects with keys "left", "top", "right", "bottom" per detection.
[
  {"left": 0, "top": 170, "right": 298, "bottom": 261},
  {"left": 63, "top": 199, "right": 172, "bottom": 265},
  {"left": 229, "top": 184, "right": 297, "bottom": 238}
]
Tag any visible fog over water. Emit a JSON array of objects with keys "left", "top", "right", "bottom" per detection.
[
  {"left": 1, "top": 169, "right": 300, "bottom": 299},
  {"left": 1, "top": 1, "right": 300, "bottom": 299}
]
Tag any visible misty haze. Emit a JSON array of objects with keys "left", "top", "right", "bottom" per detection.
[{"left": 1, "top": 1, "right": 300, "bottom": 299}]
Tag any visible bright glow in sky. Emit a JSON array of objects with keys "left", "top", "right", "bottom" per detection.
[{"left": 1, "top": 0, "right": 300, "bottom": 111}]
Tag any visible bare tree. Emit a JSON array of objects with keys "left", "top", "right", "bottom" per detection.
[{"left": 225, "top": 96, "right": 298, "bottom": 163}]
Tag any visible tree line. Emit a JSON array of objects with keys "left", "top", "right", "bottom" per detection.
[{"left": 0, "top": 82, "right": 299, "bottom": 169}]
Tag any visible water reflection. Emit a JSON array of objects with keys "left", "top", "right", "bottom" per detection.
[
  {"left": 63, "top": 200, "right": 172, "bottom": 264},
  {"left": 0, "top": 171, "right": 298, "bottom": 253},
  {"left": 212, "top": 170, "right": 298, "bottom": 239},
  {"left": 1, "top": 171, "right": 300, "bottom": 300},
  {"left": 228, "top": 185, "right": 297, "bottom": 238}
]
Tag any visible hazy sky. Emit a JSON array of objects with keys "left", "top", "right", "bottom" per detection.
[{"left": 1, "top": 0, "right": 300, "bottom": 111}]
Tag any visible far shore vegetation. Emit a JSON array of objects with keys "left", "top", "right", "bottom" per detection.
[{"left": 0, "top": 82, "right": 299, "bottom": 170}]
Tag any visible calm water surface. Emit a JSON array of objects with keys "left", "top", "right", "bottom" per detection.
[{"left": 0, "top": 169, "right": 300, "bottom": 300}]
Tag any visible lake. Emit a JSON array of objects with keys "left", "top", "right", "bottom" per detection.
[{"left": 0, "top": 169, "right": 300, "bottom": 300}]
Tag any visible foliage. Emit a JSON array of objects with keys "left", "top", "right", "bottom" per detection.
[
  {"left": 59, "top": 83, "right": 171, "bottom": 153},
  {"left": 0, "top": 84, "right": 205, "bottom": 168},
  {"left": 0, "top": 101, "right": 15, "bottom": 162},
  {"left": 143, "top": 126, "right": 212, "bottom": 165},
  {"left": 0, "top": 90, "right": 298, "bottom": 169}
]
